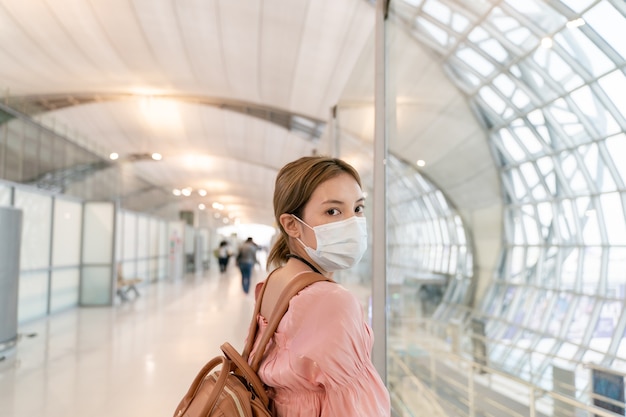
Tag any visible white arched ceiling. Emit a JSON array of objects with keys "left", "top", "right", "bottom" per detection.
[
  {"left": 0, "top": 0, "right": 375, "bottom": 225},
  {"left": 0, "top": 0, "right": 495, "bottom": 235}
]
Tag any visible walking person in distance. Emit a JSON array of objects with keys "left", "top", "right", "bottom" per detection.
[{"left": 237, "top": 237, "right": 259, "bottom": 294}]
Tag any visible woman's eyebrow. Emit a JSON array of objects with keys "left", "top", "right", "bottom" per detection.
[{"left": 321, "top": 197, "right": 365, "bottom": 205}]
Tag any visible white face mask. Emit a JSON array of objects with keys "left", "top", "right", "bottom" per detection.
[{"left": 293, "top": 215, "right": 368, "bottom": 272}]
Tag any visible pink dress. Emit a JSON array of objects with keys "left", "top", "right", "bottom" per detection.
[{"left": 248, "top": 278, "right": 390, "bottom": 417}]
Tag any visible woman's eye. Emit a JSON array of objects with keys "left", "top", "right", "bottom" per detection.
[
  {"left": 327, "top": 208, "right": 340, "bottom": 216},
  {"left": 355, "top": 205, "right": 365, "bottom": 214}
]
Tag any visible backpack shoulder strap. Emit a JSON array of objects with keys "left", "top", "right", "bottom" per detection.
[{"left": 247, "top": 271, "right": 332, "bottom": 371}]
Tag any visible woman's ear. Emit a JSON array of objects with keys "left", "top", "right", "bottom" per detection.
[{"left": 279, "top": 214, "right": 300, "bottom": 238}]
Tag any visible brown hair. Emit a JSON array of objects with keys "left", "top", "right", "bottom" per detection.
[{"left": 267, "top": 156, "right": 362, "bottom": 270}]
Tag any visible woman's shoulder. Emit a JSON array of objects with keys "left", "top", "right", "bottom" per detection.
[{"left": 294, "top": 280, "right": 360, "bottom": 311}]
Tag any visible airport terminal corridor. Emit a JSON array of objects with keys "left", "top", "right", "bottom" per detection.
[{"left": 0, "top": 265, "right": 263, "bottom": 417}]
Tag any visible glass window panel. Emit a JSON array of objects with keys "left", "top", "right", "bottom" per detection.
[
  {"left": 525, "top": 246, "right": 541, "bottom": 271},
  {"left": 506, "top": 0, "right": 566, "bottom": 32},
  {"left": 548, "top": 293, "right": 573, "bottom": 335},
  {"left": 520, "top": 162, "right": 540, "bottom": 188},
  {"left": 561, "top": 248, "right": 579, "bottom": 291},
  {"left": 558, "top": 199, "right": 577, "bottom": 242},
  {"left": 567, "top": 296, "right": 594, "bottom": 343},
  {"left": 493, "top": 73, "right": 516, "bottom": 97},
  {"left": 607, "top": 247, "right": 626, "bottom": 287},
  {"left": 521, "top": 62, "right": 559, "bottom": 101},
  {"left": 559, "top": 0, "right": 595, "bottom": 14},
  {"left": 604, "top": 134, "right": 626, "bottom": 186},
  {"left": 522, "top": 210, "right": 541, "bottom": 245},
  {"left": 515, "top": 124, "right": 545, "bottom": 155},
  {"left": 533, "top": 46, "right": 584, "bottom": 91},
  {"left": 592, "top": 302, "right": 618, "bottom": 344},
  {"left": 580, "top": 204, "right": 602, "bottom": 246},
  {"left": 403, "top": 0, "right": 424, "bottom": 7},
  {"left": 499, "top": 128, "right": 527, "bottom": 162},
  {"left": 584, "top": 2, "right": 626, "bottom": 59},
  {"left": 480, "top": 38, "right": 509, "bottom": 63},
  {"left": 489, "top": 8, "right": 535, "bottom": 51},
  {"left": 600, "top": 193, "right": 626, "bottom": 245},
  {"left": 451, "top": 13, "right": 470, "bottom": 33},
  {"left": 581, "top": 247, "right": 602, "bottom": 294},
  {"left": 416, "top": 17, "right": 450, "bottom": 47},
  {"left": 479, "top": 85, "right": 507, "bottom": 114},
  {"left": 537, "top": 201, "right": 553, "bottom": 230},
  {"left": 510, "top": 246, "right": 526, "bottom": 279},
  {"left": 570, "top": 85, "right": 621, "bottom": 137},
  {"left": 457, "top": 46, "right": 496, "bottom": 77},
  {"left": 423, "top": 0, "right": 451, "bottom": 24},
  {"left": 556, "top": 341, "right": 580, "bottom": 363},
  {"left": 547, "top": 99, "right": 586, "bottom": 139},
  {"left": 581, "top": 143, "right": 617, "bottom": 192},
  {"left": 511, "top": 169, "right": 529, "bottom": 202},
  {"left": 554, "top": 29, "right": 615, "bottom": 78},
  {"left": 598, "top": 69, "right": 626, "bottom": 120},
  {"left": 512, "top": 89, "right": 531, "bottom": 110}
]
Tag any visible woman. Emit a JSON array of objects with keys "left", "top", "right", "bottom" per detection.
[{"left": 248, "top": 156, "right": 390, "bottom": 417}]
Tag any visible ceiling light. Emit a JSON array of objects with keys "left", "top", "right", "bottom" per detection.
[
  {"left": 181, "top": 188, "right": 192, "bottom": 197},
  {"left": 222, "top": 218, "right": 229, "bottom": 224},
  {"left": 566, "top": 18, "right": 585, "bottom": 28},
  {"left": 416, "top": 159, "right": 426, "bottom": 167},
  {"left": 212, "top": 202, "right": 224, "bottom": 210},
  {"left": 151, "top": 152, "right": 162, "bottom": 161},
  {"left": 541, "top": 37, "right": 553, "bottom": 48},
  {"left": 213, "top": 212, "right": 221, "bottom": 219},
  {"left": 109, "top": 152, "right": 119, "bottom": 160},
  {"left": 198, "top": 203, "right": 206, "bottom": 210},
  {"left": 198, "top": 189, "right": 207, "bottom": 197},
  {"left": 172, "top": 189, "right": 181, "bottom": 196}
]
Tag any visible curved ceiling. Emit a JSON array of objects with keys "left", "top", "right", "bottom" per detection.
[{"left": 0, "top": 0, "right": 496, "bottom": 228}]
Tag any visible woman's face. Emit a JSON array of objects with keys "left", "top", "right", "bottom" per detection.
[{"left": 299, "top": 172, "right": 365, "bottom": 249}]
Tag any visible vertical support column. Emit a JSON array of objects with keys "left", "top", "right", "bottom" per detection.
[
  {"left": 0, "top": 206, "right": 22, "bottom": 350},
  {"left": 372, "top": 0, "right": 388, "bottom": 382},
  {"left": 328, "top": 105, "right": 339, "bottom": 158}
]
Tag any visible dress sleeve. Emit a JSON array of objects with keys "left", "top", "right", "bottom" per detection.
[{"left": 285, "top": 282, "right": 390, "bottom": 416}]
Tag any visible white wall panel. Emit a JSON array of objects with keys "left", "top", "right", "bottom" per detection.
[
  {"left": 14, "top": 189, "right": 52, "bottom": 270},
  {"left": 82, "top": 202, "right": 114, "bottom": 264},
  {"left": 52, "top": 198, "right": 82, "bottom": 266},
  {"left": 137, "top": 215, "right": 148, "bottom": 259},
  {"left": 50, "top": 268, "right": 80, "bottom": 313},
  {"left": 149, "top": 218, "right": 159, "bottom": 258},
  {"left": 123, "top": 211, "right": 137, "bottom": 260},
  {"left": 80, "top": 266, "right": 112, "bottom": 305},
  {"left": 0, "top": 184, "right": 10, "bottom": 205},
  {"left": 18, "top": 271, "right": 48, "bottom": 322},
  {"left": 159, "top": 221, "right": 167, "bottom": 256}
]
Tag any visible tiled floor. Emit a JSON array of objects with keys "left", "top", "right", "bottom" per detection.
[{"left": 0, "top": 264, "right": 262, "bottom": 417}]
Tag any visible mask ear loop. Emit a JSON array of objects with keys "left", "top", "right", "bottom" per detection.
[{"left": 291, "top": 215, "right": 314, "bottom": 249}]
